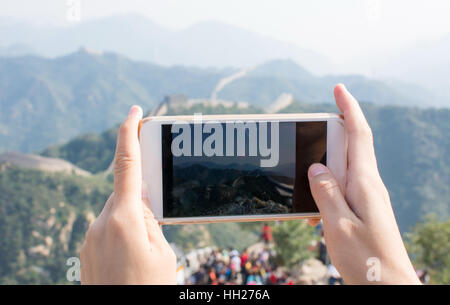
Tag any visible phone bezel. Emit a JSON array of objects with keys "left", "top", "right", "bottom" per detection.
[{"left": 139, "top": 113, "right": 346, "bottom": 225}]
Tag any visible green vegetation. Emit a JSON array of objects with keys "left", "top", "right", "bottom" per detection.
[
  {"left": 0, "top": 163, "right": 262, "bottom": 283},
  {"left": 0, "top": 165, "right": 112, "bottom": 284},
  {"left": 0, "top": 50, "right": 229, "bottom": 152},
  {"left": 365, "top": 105, "right": 450, "bottom": 232},
  {"left": 406, "top": 215, "right": 450, "bottom": 284},
  {"left": 1, "top": 98, "right": 449, "bottom": 283},
  {"left": 272, "top": 221, "right": 316, "bottom": 268},
  {"left": 42, "top": 127, "right": 119, "bottom": 174},
  {"left": 0, "top": 53, "right": 448, "bottom": 283}
]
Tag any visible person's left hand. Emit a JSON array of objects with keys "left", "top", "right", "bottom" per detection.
[{"left": 80, "top": 105, "right": 177, "bottom": 284}]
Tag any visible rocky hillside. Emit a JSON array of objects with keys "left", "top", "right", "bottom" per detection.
[{"left": 0, "top": 165, "right": 112, "bottom": 284}]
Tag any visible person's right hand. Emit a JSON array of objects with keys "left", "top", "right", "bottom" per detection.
[{"left": 307, "top": 84, "right": 421, "bottom": 284}]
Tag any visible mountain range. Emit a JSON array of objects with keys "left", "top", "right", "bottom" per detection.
[
  {"left": 0, "top": 49, "right": 229, "bottom": 152},
  {"left": 0, "top": 50, "right": 441, "bottom": 153},
  {"left": 1, "top": 13, "right": 449, "bottom": 285},
  {"left": 216, "top": 59, "right": 435, "bottom": 106},
  {"left": 2, "top": 13, "right": 450, "bottom": 106}
]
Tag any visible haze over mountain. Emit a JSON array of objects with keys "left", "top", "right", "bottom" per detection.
[
  {"left": 377, "top": 34, "right": 450, "bottom": 105},
  {"left": 0, "top": 14, "right": 334, "bottom": 75},
  {"left": 0, "top": 50, "right": 441, "bottom": 153},
  {"left": 3, "top": 13, "right": 450, "bottom": 106},
  {"left": 0, "top": 43, "right": 37, "bottom": 57},
  {"left": 3, "top": 12, "right": 450, "bottom": 106},
  {"left": 216, "top": 59, "right": 435, "bottom": 106}
]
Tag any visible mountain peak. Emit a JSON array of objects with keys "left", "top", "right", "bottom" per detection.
[{"left": 251, "top": 59, "right": 313, "bottom": 79}]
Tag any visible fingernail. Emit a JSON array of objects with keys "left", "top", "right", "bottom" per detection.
[
  {"left": 309, "top": 163, "right": 328, "bottom": 178},
  {"left": 128, "top": 105, "right": 142, "bottom": 118}
]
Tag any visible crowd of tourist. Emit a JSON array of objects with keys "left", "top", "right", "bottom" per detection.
[
  {"left": 182, "top": 222, "right": 430, "bottom": 285},
  {"left": 185, "top": 246, "right": 295, "bottom": 285},
  {"left": 184, "top": 224, "right": 293, "bottom": 285},
  {"left": 182, "top": 223, "right": 348, "bottom": 285}
]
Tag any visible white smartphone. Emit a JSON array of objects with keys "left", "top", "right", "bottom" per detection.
[{"left": 139, "top": 113, "right": 347, "bottom": 225}]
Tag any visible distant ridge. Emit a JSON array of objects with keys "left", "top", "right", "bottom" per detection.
[
  {"left": 0, "top": 151, "right": 91, "bottom": 176},
  {"left": 0, "top": 50, "right": 438, "bottom": 153},
  {"left": 0, "top": 14, "right": 334, "bottom": 74}
]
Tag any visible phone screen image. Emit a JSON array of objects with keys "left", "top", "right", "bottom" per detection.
[{"left": 161, "top": 121, "right": 327, "bottom": 218}]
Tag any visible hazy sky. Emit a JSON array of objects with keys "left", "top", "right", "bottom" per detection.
[{"left": 2, "top": 0, "right": 450, "bottom": 72}]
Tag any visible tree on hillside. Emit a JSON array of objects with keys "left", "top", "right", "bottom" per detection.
[
  {"left": 406, "top": 214, "right": 450, "bottom": 284},
  {"left": 272, "top": 220, "right": 316, "bottom": 268}
]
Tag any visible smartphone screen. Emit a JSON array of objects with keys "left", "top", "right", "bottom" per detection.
[{"left": 161, "top": 121, "right": 327, "bottom": 218}]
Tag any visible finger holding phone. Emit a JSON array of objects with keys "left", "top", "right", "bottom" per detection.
[
  {"left": 80, "top": 106, "right": 177, "bottom": 284},
  {"left": 307, "top": 84, "right": 420, "bottom": 284},
  {"left": 80, "top": 85, "right": 420, "bottom": 285}
]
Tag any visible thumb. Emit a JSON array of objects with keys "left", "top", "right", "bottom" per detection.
[
  {"left": 308, "top": 163, "right": 351, "bottom": 221},
  {"left": 113, "top": 105, "right": 143, "bottom": 204}
]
